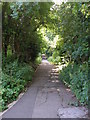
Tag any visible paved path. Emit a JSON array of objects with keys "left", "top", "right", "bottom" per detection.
[{"left": 2, "top": 60, "right": 88, "bottom": 119}]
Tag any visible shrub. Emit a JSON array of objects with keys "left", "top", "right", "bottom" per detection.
[
  {"left": 48, "top": 56, "right": 54, "bottom": 63},
  {"left": 15, "top": 64, "right": 34, "bottom": 81},
  {"left": 35, "top": 55, "right": 42, "bottom": 65},
  {"left": 1, "top": 60, "right": 34, "bottom": 111},
  {"left": 53, "top": 56, "right": 61, "bottom": 64},
  {"left": 59, "top": 62, "right": 88, "bottom": 105}
]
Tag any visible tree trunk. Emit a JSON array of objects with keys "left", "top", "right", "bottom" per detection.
[{"left": 4, "top": 43, "right": 7, "bottom": 57}]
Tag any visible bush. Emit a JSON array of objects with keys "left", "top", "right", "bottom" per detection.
[
  {"left": 53, "top": 56, "right": 61, "bottom": 64},
  {"left": 1, "top": 60, "right": 34, "bottom": 111},
  {"left": 48, "top": 56, "right": 54, "bottom": 63},
  {"left": 70, "top": 63, "right": 88, "bottom": 105},
  {"left": 35, "top": 55, "right": 42, "bottom": 65},
  {"left": 15, "top": 64, "right": 34, "bottom": 81},
  {"left": 59, "top": 62, "right": 88, "bottom": 105}
]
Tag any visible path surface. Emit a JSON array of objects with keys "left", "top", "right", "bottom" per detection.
[{"left": 2, "top": 60, "right": 88, "bottom": 119}]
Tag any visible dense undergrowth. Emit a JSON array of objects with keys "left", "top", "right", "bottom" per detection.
[
  {"left": 59, "top": 62, "right": 88, "bottom": 105},
  {"left": 0, "top": 55, "right": 42, "bottom": 111}
]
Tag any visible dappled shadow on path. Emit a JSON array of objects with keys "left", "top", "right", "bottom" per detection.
[{"left": 32, "top": 62, "right": 88, "bottom": 118}]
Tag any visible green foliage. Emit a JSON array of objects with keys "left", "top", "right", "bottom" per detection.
[
  {"left": 52, "top": 51, "right": 61, "bottom": 64},
  {"left": 48, "top": 56, "right": 54, "bottom": 63},
  {"left": 2, "top": 2, "right": 53, "bottom": 62},
  {"left": 35, "top": 55, "right": 42, "bottom": 65},
  {"left": 1, "top": 60, "right": 34, "bottom": 111},
  {"left": 59, "top": 62, "right": 88, "bottom": 105},
  {"left": 48, "top": 56, "right": 61, "bottom": 64}
]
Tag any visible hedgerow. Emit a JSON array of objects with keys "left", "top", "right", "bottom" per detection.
[
  {"left": 59, "top": 62, "right": 88, "bottom": 105},
  {"left": 1, "top": 60, "right": 34, "bottom": 111}
]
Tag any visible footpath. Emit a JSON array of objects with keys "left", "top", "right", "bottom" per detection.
[{"left": 2, "top": 60, "right": 88, "bottom": 119}]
